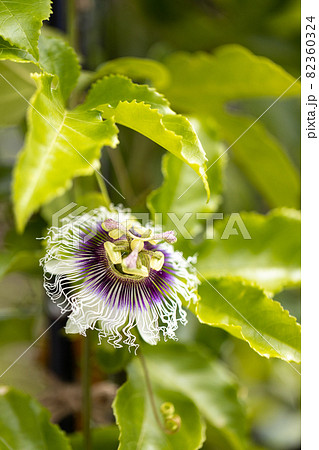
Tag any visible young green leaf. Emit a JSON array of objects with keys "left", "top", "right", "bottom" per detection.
[
  {"left": 196, "top": 208, "right": 300, "bottom": 293},
  {"left": 13, "top": 73, "right": 119, "bottom": 232},
  {"left": 84, "top": 74, "right": 171, "bottom": 113},
  {"left": 0, "top": 36, "right": 35, "bottom": 63},
  {"left": 0, "top": 387, "right": 71, "bottom": 449},
  {"left": 0, "top": 0, "right": 52, "bottom": 60},
  {"left": 38, "top": 35, "right": 80, "bottom": 102},
  {"left": 142, "top": 343, "right": 247, "bottom": 450},
  {"left": 161, "top": 45, "right": 300, "bottom": 208},
  {"left": 0, "top": 35, "right": 80, "bottom": 103},
  {"left": 113, "top": 358, "right": 206, "bottom": 450},
  {"left": 147, "top": 119, "right": 226, "bottom": 234},
  {"left": 94, "top": 57, "right": 170, "bottom": 88},
  {"left": 83, "top": 75, "right": 210, "bottom": 199},
  {"left": 0, "top": 35, "right": 80, "bottom": 129},
  {"left": 196, "top": 276, "right": 301, "bottom": 363}
]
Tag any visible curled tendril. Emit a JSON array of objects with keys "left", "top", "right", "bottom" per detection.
[{"left": 160, "top": 401, "right": 181, "bottom": 434}]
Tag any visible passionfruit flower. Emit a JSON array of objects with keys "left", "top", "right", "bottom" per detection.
[{"left": 41, "top": 206, "right": 200, "bottom": 349}]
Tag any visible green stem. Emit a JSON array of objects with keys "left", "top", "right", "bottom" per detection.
[
  {"left": 82, "top": 332, "right": 92, "bottom": 450},
  {"left": 107, "top": 148, "right": 135, "bottom": 205},
  {"left": 95, "top": 172, "right": 112, "bottom": 209},
  {"left": 138, "top": 351, "right": 172, "bottom": 434},
  {"left": 67, "top": 0, "right": 77, "bottom": 50}
]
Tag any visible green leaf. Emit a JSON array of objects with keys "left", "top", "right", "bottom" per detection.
[
  {"left": 83, "top": 75, "right": 209, "bottom": 198},
  {"left": 69, "top": 426, "right": 119, "bottom": 450},
  {"left": 0, "top": 34, "right": 80, "bottom": 126},
  {"left": 216, "top": 112, "right": 300, "bottom": 208},
  {"left": 196, "top": 208, "right": 300, "bottom": 293},
  {"left": 38, "top": 35, "right": 80, "bottom": 102},
  {"left": 0, "top": 36, "right": 35, "bottom": 62},
  {"left": 0, "top": 60, "right": 36, "bottom": 126},
  {"left": 163, "top": 46, "right": 300, "bottom": 101},
  {"left": 94, "top": 57, "right": 169, "bottom": 88},
  {"left": 96, "top": 343, "right": 133, "bottom": 374},
  {"left": 13, "top": 73, "right": 119, "bottom": 232},
  {"left": 143, "top": 343, "right": 247, "bottom": 450},
  {"left": 147, "top": 118, "right": 225, "bottom": 235},
  {"left": 0, "top": 0, "right": 51, "bottom": 60},
  {"left": 196, "top": 276, "right": 301, "bottom": 362},
  {"left": 84, "top": 74, "right": 171, "bottom": 113},
  {"left": 113, "top": 357, "right": 206, "bottom": 450},
  {"left": 0, "top": 250, "right": 42, "bottom": 279},
  {"left": 161, "top": 45, "right": 300, "bottom": 208},
  {"left": 0, "top": 387, "right": 71, "bottom": 449},
  {"left": 0, "top": 35, "right": 80, "bottom": 103}
]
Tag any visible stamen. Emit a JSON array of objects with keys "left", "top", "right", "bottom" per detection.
[
  {"left": 109, "top": 228, "right": 126, "bottom": 240},
  {"left": 104, "top": 241, "right": 122, "bottom": 265},
  {"left": 150, "top": 251, "right": 165, "bottom": 271},
  {"left": 113, "top": 241, "right": 130, "bottom": 252}
]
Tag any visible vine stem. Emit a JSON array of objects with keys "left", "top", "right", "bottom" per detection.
[
  {"left": 107, "top": 148, "right": 135, "bottom": 205},
  {"left": 67, "top": 0, "right": 77, "bottom": 50},
  {"left": 138, "top": 351, "right": 173, "bottom": 434},
  {"left": 95, "top": 172, "right": 112, "bottom": 209},
  {"left": 82, "top": 331, "right": 92, "bottom": 450}
]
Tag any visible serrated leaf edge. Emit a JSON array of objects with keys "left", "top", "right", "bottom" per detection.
[
  {"left": 195, "top": 275, "right": 301, "bottom": 363},
  {"left": 0, "top": 0, "right": 52, "bottom": 60}
]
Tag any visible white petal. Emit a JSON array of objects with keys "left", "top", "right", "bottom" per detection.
[
  {"left": 44, "top": 259, "right": 75, "bottom": 275},
  {"left": 65, "top": 317, "right": 83, "bottom": 334},
  {"left": 65, "top": 291, "right": 107, "bottom": 335},
  {"left": 136, "top": 307, "right": 160, "bottom": 346}
]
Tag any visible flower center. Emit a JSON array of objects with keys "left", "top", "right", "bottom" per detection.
[{"left": 101, "top": 219, "right": 176, "bottom": 278}]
